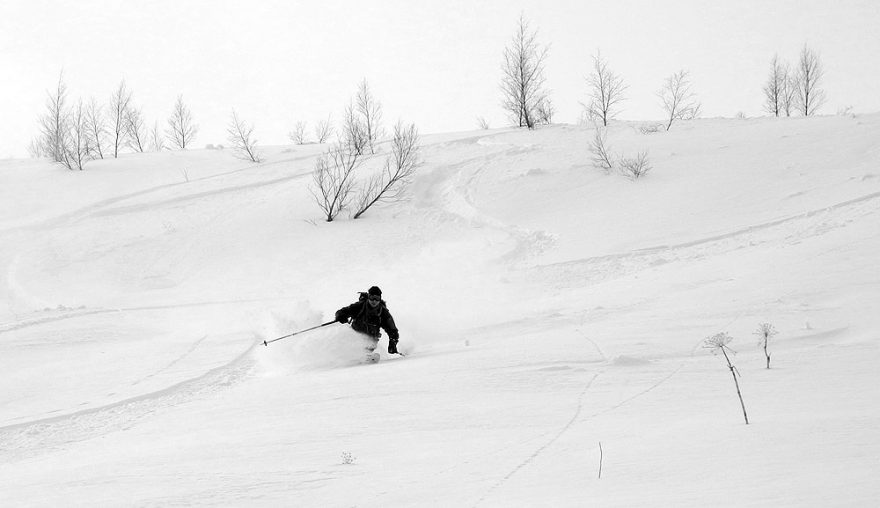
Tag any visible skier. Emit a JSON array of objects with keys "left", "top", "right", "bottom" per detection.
[{"left": 335, "top": 286, "right": 400, "bottom": 358}]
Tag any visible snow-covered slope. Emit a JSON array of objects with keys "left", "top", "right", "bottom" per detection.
[{"left": 1, "top": 115, "right": 879, "bottom": 506}]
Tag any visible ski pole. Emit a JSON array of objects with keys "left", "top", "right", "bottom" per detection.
[{"left": 263, "top": 320, "right": 337, "bottom": 346}]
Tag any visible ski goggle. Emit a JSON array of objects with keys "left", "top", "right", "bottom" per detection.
[{"left": 368, "top": 295, "right": 381, "bottom": 302}]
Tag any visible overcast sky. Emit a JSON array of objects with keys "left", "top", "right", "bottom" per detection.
[{"left": 2, "top": 0, "right": 879, "bottom": 158}]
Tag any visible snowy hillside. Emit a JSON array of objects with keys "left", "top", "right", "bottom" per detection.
[{"left": 1, "top": 115, "right": 879, "bottom": 506}]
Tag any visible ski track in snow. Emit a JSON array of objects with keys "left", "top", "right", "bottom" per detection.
[
  {"left": 0, "top": 305, "right": 262, "bottom": 461},
  {"left": 0, "top": 154, "right": 316, "bottom": 235},
  {"left": 521, "top": 190, "right": 880, "bottom": 288},
  {"left": 0, "top": 344, "right": 256, "bottom": 461},
  {"left": 473, "top": 373, "right": 600, "bottom": 507}
]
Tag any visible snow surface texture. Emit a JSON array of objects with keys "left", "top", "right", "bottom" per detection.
[{"left": 1, "top": 116, "right": 879, "bottom": 506}]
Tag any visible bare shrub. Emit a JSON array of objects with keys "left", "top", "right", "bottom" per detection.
[
  {"left": 500, "top": 14, "right": 549, "bottom": 130},
  {"left": 311, "top": 142, "right": 361, "bottom": 222},
  {"left": 638, "top": 123, "right": 663, "bottom": 135},
  {"left": 227, "top": 110, "right": 263, "bottom": 163},
  {"left": 588, "top": 127, "right": 614, "bottom": 172},
  {"left": 353, "top": 122, "right": 421, "bottom": 219},
  {"left": 836, "top": 105, "right": 855, "bottom": 117},
  {"left": 658, "top": 70, "right": 701, "bottom": 131},
  {"left": 535, "top": 97, "right": 554, "bottom": 125},
  {"left": 289, "top": 120, "right": 308, "bottom": 145},
  {"left": 477, "top": 116, "right": 490, "bottom": 130},
  {"left": 618, "top": 151, "right": 652, "bottom": 180},
  {"left": 704, "top": 332, "right": 749, "bottom": 424}
]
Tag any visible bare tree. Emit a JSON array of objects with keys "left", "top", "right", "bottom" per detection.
[
  {"left": 63, "top": 99, "right": 92, "bottom": 170},
  {"left": 500, "top": 14, "right": 549, "bottom": 130},
  {"left": 289, "top": 120, "right": 308, "bottom": 145},
  {"left": 704, "top": 332, "right": 749, "bottom": 425},
  {"left": 149, "top": 121, "right": 165, "bottom": 152},
  {"left": 166, "top": 95, "right": 198, "bottom": 150},
  {"left": 588, "top": 127, "right": 614, "bottom": 172},
  {"left": 781, "top": 70, "right": 797, "bottom": 117},
  {"left": 227, "top": 110, "right": 262, "bottom": 163},
  {"left": 311, "top": 142, "right": 361, "bottom": 222},
  {"left": 763, "top": 54, "right": 787, "bottom": 117},
  {"left": 35, "top": 71, "right": 69, "bottom": 162},
  {"left": 754, "top": 323, "right": 778, "bottom": 369},
  {"left": 342, "top": 101, "right": 369, "bottom": 156},
  {"left": 314, "top": 115, "right": 334, "bottom": 143},
  {"left": 586, "top": 51, "right": 627, "bottom": 126},
  {"left": 84, "top": 98, "right": 106, "bottom": 159},
  {"left": 658, "top": 70, "right": 701, "bottom": 131},
  {"left": 27, "top": 138, "right": 44, "bottom": 159},
  {"left": 109, "top": 80, "right": 132, "bottom": 158},
  {"left": 125, "top": 105, "right": 148, "bottom": 152},
  {"left": 353, "top": 122, "right": 421, "bottom": 219},
  {"left": 794, "top": 44, "right": 826, "bottom": 116},
  {"left": 355, "top": 78, "right": 384, "bottom": 153}
]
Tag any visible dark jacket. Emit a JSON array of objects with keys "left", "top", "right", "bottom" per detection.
[{"left": 335, "top": 299, "right": 399, "bottom": 341}]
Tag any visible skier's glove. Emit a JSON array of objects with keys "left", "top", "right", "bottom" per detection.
[
  {"left": 335, "top": 312, "right": 347, "bottom": 324},
  {"left": 388, "top": 338, "right": 399, "bottom": 354}
]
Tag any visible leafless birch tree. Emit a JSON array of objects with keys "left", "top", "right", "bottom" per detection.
[
  {"left": 658, "top": 70, "right": 701, "bottom": 131},
  {"left": 166, "top": 95, "right": 198, "bottom": 149},
  {"left": 356, "top": 79, "right": 383, "bottom": 154},
  {"left": 500, "top": 14, "right": 549, "bottom": 130},
  {"left": 109, "top": 80, "right": 132, "bottom": 157},
  {"left": 84, "top": 98, "right": 107, "bottom": 159},
  {"left": 149, "top": 121, "right": 165, "bottom": 152},
  {"left": 125, "top": 105, "right": 148, "bottom": 152},
  {"left": 353, "top": 122, "right": 421, "bottom": 219},
  {"left": 586, "top": 51, "right": 627, "bottom": 126},
  {"left": 781, "top": 72, "right": 797, "bottom": 117},
  {"left": 311, "top": 142, "right": 361, "bottom": 222},
  {"left": 37, "top": 72, "right": 70, "bottom": 162},
  {"left": 314, "top": 115, "right": 334, "bottom": 144},
  {"left": 227, "top": 110, "right": 262, "bottom": 162},
  {"left": 63, "top": 99, "right": 91, "bottom": 170},
  {"left": 342, "top": 101, "right": 369, "bottom": 156},
  {"left": 763, "top": 55, "right": 788, "bottom": 117},
  {"left": 794, "top": 45, "right": 826, "bottom": 116}
]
